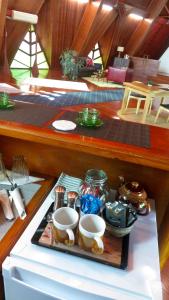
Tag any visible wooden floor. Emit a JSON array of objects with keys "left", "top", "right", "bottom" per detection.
[{"left": 7, "top": 70, "right": 169, "bottom": 299}]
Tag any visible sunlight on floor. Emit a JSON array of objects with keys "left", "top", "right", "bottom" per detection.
[{"left": 22, "top": 78, "right": 89, "bottom": 91}]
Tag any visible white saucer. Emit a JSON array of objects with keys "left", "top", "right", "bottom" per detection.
[{"left": 52, "top": 120, "right": 76, "bottom": 131}]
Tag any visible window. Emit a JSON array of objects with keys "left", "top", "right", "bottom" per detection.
[
  {"left": 88, "top": 43, "right": 103, "bottom": 66},
  {"left": 10, "top": 25, "right": 49, "bottom": 81}
]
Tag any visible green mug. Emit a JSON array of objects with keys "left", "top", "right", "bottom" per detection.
[
  {"left": 89, "top": 108, "right": 99, "bottom": 125},
  {"left": 0, "top": 93, "right": 9, "bottom": 107}
]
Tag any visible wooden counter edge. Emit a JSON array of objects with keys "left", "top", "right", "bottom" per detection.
[{"left": 0, "top": 123, "right": 169, "bottom": 172}]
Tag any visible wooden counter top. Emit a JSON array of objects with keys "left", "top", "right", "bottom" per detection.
[{"left": 0, "top": 103, "right": 169, "bottom": 171}]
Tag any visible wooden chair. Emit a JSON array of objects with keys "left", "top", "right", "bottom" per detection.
[
  {"left": 125, "top": 92, "right": 152, "bottom": 114},
  {"left": 154, "top": 101, "right": 169, "bottom": 123}
]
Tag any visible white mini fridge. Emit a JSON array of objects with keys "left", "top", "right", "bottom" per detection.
[{"left": 2, "top": 183, "right": 162, "bottom": 300}]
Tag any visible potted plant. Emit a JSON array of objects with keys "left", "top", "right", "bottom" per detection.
[{"left": 60, "top": 49, "right": 85, "bottom": 80}]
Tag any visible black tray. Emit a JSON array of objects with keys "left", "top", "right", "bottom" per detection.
[{"left": 31, "top": 203, "right": 129, "bottom": 270}]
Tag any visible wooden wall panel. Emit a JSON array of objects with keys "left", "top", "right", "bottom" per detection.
[
  {"left": 7, "top": 0, "right": 44, "bottom": 12},
  {"left": 125, "top": 0, "right": 152, "bottom": 10},
  {"left": 100, "top": 10, "right": 138, "bottom": 67},
  {"left": 100, "top": 17, "right": 122, "bottom": 68},
  {"left": 71, "top": 1, "right": 119, "bottom": 58},
  {"left": 125, "top": 0, "right": 168, "bottom": 56},
  {"left": 138, "top": 17, "right": 169, "bottom": 59},
  {"left": 0, "top": 0, "right": 168, "bottom": 75},
  {"left": 71, "top": 1, "right": 102, "bottom": 55},
  {"left": 37, "top": 0, "right": 86, "bottom": 68},
  {"left": 0, "top": 0, "right": 8, "bottom": 60},
  {"left": 78, "top": 5, "right": 117, "bottom": 57}
]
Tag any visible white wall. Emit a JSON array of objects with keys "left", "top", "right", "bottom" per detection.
[{"left": 159, "top": 48, "right": 169, "bottom": 75}]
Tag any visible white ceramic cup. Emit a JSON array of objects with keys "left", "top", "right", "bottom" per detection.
[
  {"left": 78, "top": 214, "right": 106, "bottom": 254},
  {"left": 52, "top": 207, "right": 79, "bottom": 246}
]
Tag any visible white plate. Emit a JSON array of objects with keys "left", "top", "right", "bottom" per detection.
[{"left": 52, "top": 120, "right": 76, "bottom": 131}]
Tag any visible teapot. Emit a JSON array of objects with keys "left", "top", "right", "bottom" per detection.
[{"left": 118, "top": 176, "right": 151, "bottom": 215}]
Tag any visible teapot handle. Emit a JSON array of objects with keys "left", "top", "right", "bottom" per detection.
[{"left": 137, "top": 201, "right": 151, "bottom": 216}]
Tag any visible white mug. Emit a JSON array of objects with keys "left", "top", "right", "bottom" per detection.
[
  {"left": 52, "top": 207, "right": 79, "bottom": 246},
  {"left": 78, "top": 214, "right": 106, "bottom": 254}
]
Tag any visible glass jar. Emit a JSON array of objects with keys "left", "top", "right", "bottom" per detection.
[{"left": 79, "top": 169, "right": 108, "bottom": 215}]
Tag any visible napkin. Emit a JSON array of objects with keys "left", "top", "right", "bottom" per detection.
[
  {"left": 0, "top": 171, "right": 44, "bottom": 186},
  {"left": 9, "top": 187, "right": 26, "bottom": 220}
]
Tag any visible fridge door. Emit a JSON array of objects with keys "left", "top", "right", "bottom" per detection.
[{"left": 3, "top": 256, "right": 150, "bottom": 300}]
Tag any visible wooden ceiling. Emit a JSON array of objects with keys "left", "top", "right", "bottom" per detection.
[{"left": 0, "top": 0, "right": 169, "bottom": 76}]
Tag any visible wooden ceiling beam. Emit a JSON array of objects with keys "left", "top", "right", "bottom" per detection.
[
  {"left": 71, "top": 1, "right": 118, "bottom": 57},
  {"left": 100, "top": 10, "right": 129, "bottom": 67},
  {"left": 125, "top": 0, "right": 168, "bottom": 56},
  {"left": 81, "top": 9, "right": 118, "bottom": 58},
  {"left": 164, "top": 4, "right": 169, "bottom": 15},
  {"left": 71, "top": 1, "right": 102, "bottom": 54}
]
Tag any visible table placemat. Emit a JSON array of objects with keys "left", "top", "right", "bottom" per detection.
[
  {"left": 0, "top": 101, "right": 59, "bottom": 126},
  {"left": 49, "top": 111, "right": 151, "bottom": 148}
]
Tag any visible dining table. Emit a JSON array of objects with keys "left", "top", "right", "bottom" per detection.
[{"left": 119, "top": 81, "right": 169, "bottom": 123}]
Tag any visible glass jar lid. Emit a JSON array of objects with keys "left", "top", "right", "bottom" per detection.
[{"left": 85, "top": 169, "right": 107, "bottom": 186}]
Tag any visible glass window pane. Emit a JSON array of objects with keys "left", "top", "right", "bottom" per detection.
[
  {"left": 94, "top": 50, "right": 100, "bottom": 58},
  {"left": 24, "top": 32, "right": 30, "bottom": 42},
  {"left": 14, "top": 50, "right": 30, "bottom": 66},
  {"left": 37, "top": 52, "right": 46, "bottom": 64},
  {"left": 31, "top": 32, "right": 36, "bottom": 43},
  {"left": 31, "top": 55, "right": 36, "bottom": 67},
  {"left": 39, "top": 69, "right": 49, "bottom": 78},
  {"left": 31, "top": 44, "right": 41, "bottom": 55},
  {"left": 88, "top": 51, "right": 93, "bottom": 59},
  {"left": 10, "top": 60, "right": 27, "bottom": 68},
  {"left": 31, "top": 44, "right": 36, "bottom": 55},
  {"left": 94, "top": 57, "right": 102, "bottom": 64},
  {"left": 38, "top": 61, "right": 49, "bottom": 68},
  {"left": 19, "top": 41, "right": 30, "bottom": 54},
  {"left": 37, "top": 44, "right": 41, "bottom": 52},
  {"left": 95, "top": 43, "right": 99, "bottom": 50}
]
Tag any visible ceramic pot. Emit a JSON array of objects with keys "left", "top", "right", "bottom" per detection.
[{"left": 118, "top": 176, "right": 151, "bottom": 215}]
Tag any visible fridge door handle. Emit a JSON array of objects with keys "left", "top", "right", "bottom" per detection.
[{"left": 8, "top": 266, "right": 65, "bottom": 300}]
